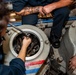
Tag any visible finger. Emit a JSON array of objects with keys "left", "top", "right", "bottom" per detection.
[
  {"left": 42, "top": 8, "right": 48, "bottom": 14},
  {"left": 16, "top": 11, "right": 22, "bottom": 15},
  {"left": 69, "top": 61, "right": 72, "bottom": 65},
  {"left": 72, "top": 66, "right": 76, "bottom": 70},
  {"left": 16, "top": 10, "right": 25, "bottom": 15},
  {"left": 19, "top": 38, "right": 22, "bottom": 42},
  {"left": 42, "top": 8, "right": 46, "bottom": 14},
  {"left": 69, "top": 64, "right": 76, "bottom": 71},
  {"left": 69, "top": 64, "right": 73, "bottom": 69},
  {"left": 26, "top": 37, "right": 30, "bottom": 40},
  {"left": 40, "top": 12, "right": 45, "bottom": 16}
]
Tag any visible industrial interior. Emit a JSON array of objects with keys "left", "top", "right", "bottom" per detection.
[{"left": 0, "top": 0, "right": 76, "bottom": 75}]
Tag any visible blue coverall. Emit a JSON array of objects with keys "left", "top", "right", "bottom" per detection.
[{"left": 0, "top": 44, "right": 25, "bottom": 75}]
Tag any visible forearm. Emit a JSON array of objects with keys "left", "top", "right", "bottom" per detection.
[
  {"left": 49, "top": 0, "right": 73, "bottom": 10},
  {"left": 17, "top": 45, "right": 27, "bottom": 61},
  {"left": 16, "top": 6, "right": 39, "bottom": 16}
]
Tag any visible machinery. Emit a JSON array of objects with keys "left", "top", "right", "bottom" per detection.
[
  {"left": 58, "top": 21, "right": 76, "bottom": 75},
  {"left": 3, "top": 21, "right": 76, "bottom": 75},
  {"left": 3, "top": 25, "right": 50, "bottom": 75}
]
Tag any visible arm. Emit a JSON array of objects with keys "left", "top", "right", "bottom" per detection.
[
  {"left": 49, "top": 0, "right": 73, "bottom": 9},
  {"left": 0, "top": 58, "right": 25, "bottom": 75},
  {"left": 12, "top": 0, "right": 44, "bottom": 16},
  {"left": 43, "top": 0, "right": 73, "bottom": 14},
  {"left": 17, "top": 37, "right": 31, "bottom": 61},
  {"left": 15, "top": 6, "right": 44, "bottom": 16},
  {"left": 0, "top": 37, "right": 31, "bottom": 75}
]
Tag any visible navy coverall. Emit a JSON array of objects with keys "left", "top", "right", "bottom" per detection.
[
  {"left": 12, "top": 0, "right": 70, "bottom": 39},
  {"left": 0, "top": 44, "right": 25, "bottom": 75}
]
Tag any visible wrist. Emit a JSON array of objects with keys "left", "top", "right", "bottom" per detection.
[
  {"left": 32, "top": 6, "right": 39, "bottom": 13},
  {"left": 22, "top": 44, "right": 27, "bottom": 49},
  {"left": 49, "top": 3, "right": 56, "bottom": 10}
]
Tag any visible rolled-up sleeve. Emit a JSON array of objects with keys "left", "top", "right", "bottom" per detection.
[
  {"left": 12, "top": 0, "right": 28, "bottom": 12},
  {"left": 0, "top": 58, "right": 25, "bottom": 75}
]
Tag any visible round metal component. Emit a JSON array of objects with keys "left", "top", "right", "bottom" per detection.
[
  {"left": 58, "top": 21, "right": 76, "bottom": 74},
  {"left": 10, "top": 29, "right": 44, "bottom": 60},
  {"left": 4, "top": 25, "right": 50, "bottom": 75},
  {"left": 13, "top": 32, "right": 40, "bottom": 56}
]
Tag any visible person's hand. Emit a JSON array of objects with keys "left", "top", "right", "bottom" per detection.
[
  {"left": 38, "top": 6, "right": 44, "bottom": 15},
  {"left": 42, "top": 4, "right": 55, "bottom": 14},
  {"left": 22, "top": 37, "right": 31, "bottom": 48},
  {"left": 69, "top": 55, "right": 76, "bottom": 70},
  {"left": 17, "top": 37, "right": 31, "bottom": 61}
]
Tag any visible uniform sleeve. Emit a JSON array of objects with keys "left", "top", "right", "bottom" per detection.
[
  {"left": 0, "top": 58, "right": 25, "bottom": 75},
  {"left": 12, "top": 0, "right": 28, "bottom": 12}
]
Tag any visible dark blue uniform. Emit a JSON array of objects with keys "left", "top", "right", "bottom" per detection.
[
  {"left": 12, "top": 0, "right": 54, "bottom": 12},
  {"left": 12, "top": 0, "right": 70, "bottom": 41},
  {"left": 0, "top": 44, "right": 25, "bottom": 75}
]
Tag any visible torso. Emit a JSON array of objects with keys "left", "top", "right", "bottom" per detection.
[
  {"left": 27, "top": 0, "right": 53, "bottom": 6},
  {"left": 0, "top": 45, "right": 4, "bottom": 64}
]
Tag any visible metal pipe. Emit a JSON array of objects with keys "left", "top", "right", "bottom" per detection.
[{"left": 9, "top": 22, "right": 27, "bottom": 36}]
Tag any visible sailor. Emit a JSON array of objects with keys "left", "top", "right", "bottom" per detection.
[
  {"left": 12, "top": 0, "right": 73, "bottom": 48},
  {"left": 0, "top": 2, "right": 31, "bottom": 75}
]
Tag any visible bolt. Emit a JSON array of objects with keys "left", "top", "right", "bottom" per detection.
[
  {"left": 45, "top": 40, "right": 49, "bottom": 44},
  {"left": 57, "top": 57, "right": 63, "bottom": 63}
]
